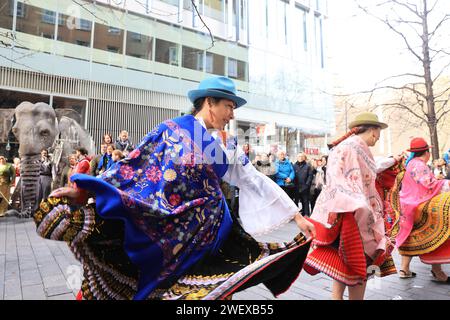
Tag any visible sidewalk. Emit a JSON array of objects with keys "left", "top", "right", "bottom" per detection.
[{"left": 1, "top": 216, "right": 449, "bottom": 300}]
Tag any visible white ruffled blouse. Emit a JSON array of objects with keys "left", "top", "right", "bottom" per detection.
[{"left": 196, "top": 117, "right": 299, "bottom": 236}]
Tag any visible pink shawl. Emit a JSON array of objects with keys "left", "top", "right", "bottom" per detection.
[
  {"left": 310, "top": 135, "right": 387, "bottom": 259},
  {"left": 396, "top": 157, "right": 445, "bottom": 247}
]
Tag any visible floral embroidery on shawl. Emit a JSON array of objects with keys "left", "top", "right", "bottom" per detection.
[{"left": 72, "top": 115, "right": 232, "bottom": 299}]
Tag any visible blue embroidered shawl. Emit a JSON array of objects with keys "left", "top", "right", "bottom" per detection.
[{"left": 71, "top": 115, "right": 233, "bottom": 300}]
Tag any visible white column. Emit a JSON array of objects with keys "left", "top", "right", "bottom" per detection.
[
  {"left": 227, "top": 0, "right": 234, "bottom": 39},
  {"left": 178, "top": 0, "right": 183, "bottom": 23}
]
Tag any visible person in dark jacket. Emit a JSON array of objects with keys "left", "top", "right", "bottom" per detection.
[
  {"left": 97, "top": 144, "right": 114, "bottom": 175},
  {"left": 114, "top": 130, "right": 135, "bottom": 156},
  {"left": 37, "top": 149, "right": 56, "bottom": 205},
  {"left": 293, "top": 152, "right": 313, "bottom": 216},
  {"left": 89, "top": 144, "right": 108, "bottom": 176},
  {"left": 274, "top": 151, "right": 295, "bottom": 201}
]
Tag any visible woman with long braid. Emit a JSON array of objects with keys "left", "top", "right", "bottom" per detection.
[{"left": 303, "top": 112, "right": 399, "bottom": 300}]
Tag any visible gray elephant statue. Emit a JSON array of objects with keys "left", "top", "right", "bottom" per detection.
[{"left": 8, "top": 101, "right": 95, "bottom": 218}]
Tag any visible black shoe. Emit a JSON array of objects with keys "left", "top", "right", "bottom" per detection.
[{"left": 431, "top": 270, "right": 450, "bottom": 283}]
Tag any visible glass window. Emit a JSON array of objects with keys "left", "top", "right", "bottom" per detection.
[
  {"left": 15, "top": 2, "right": 56, "bottom": 40},
  {"left": 155, "top": 38, "right": 179, "bottom": 66},
  {"left": 205, "top": 52, "right": 225, "bottom": 75},
  {"left": 160, "top": 0, "right": 179, "bottom": 6},
  {"left": 42, "top": 10, "right": 55, "bottom": 24},
  {"left": 318, "top": 17, "right": 324, "bottom": 68},
  {"left": 277, "top": 0, "right": 287, "bottom": 44},
  {"left": 183, "top": 0, "right": 192, "bottom": 10},
  {"left": 314, "top": 15, "right": 323, "bottom": 66},
  {"left": 125, "top": 31, "right": 152, "bottom": 60},
  {"left": 0, "top": 0, "right": 14, "bottom": 30},
  {"left": 16, "top": 1, "right": 25, "bottom": 17},
  {"left": 52, "top": 96, "right": 87, "bottom": 125},
  {"left": 240, "top": 0, "right": 247, "bottom": 30},
  {"left": 182, "top": 45, "right": 204, "bottom": 71},
  {"left": 295, "top": 5, "right": 308, "bottom": 51},
  {"left": 57, "top": 14, "right": 92, "bottom": 47},
  {"left": 228, "top": 57, "right": 246, "bottom": 81},
  {"left": 93, "top": 22, "right": 124, "bottom": 53},
  {"left": 204, "top": 0, "right": 226, "bottom": 22},
  {"left": 302, "top": 8, "right": 308, "bottom": 51}
]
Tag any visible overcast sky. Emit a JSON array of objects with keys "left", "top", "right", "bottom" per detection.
[{"left": 325, "top": 0, "right": 450, "bottom": 93}]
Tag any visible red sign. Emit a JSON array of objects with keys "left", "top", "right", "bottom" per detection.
[{"left": 304, "top": 148, "right": 319, "bottom": 155}]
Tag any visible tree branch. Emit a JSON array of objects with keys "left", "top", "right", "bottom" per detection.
[
  {"left": 191, "top": 0, "right": 215, "bottom": 50},
  {"left": 428, "top": 14, "right": 450, "bottom": 40},
  {"left": 391, "top": 0, "right": 421, "bottom": 18},
  {"left": 379, "top": 102, "right": 427, "bottom": 123},
  {"left": 358, "top": 4, "right": 423, "bottom": 62}
]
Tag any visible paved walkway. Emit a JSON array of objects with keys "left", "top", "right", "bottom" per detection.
[{"left": 1, "top": 216, "right": 449, "bottom": 300}]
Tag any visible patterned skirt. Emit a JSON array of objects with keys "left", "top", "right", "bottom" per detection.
[
  {"left": 34, "top": 197, "right": 311, "bottom": 300},
  {"left": 391, "top": 192, "right": 450, "bottom": 264},
  {"left": 303, "top": 213, "right": 397, "bottom": 286}
]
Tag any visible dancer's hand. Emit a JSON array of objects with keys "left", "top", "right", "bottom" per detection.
[
  {"left": 49, "top": 186, "right": 88, "bottom": 205},
  {"left": 294, "top": 213, "right": 316, "bottom": 240},
  {"left": 393, "top": 153, "right": 404, "bottom": 163}
]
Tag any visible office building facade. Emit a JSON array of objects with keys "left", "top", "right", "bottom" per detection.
[{"left": 0, "top": 0, "right": 334, "bottom": 159}]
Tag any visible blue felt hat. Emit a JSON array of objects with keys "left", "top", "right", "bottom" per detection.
[{"left": 188, "top": 76, "right": 247, "bottom": 108}]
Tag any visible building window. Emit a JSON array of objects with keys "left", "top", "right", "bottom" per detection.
[
  {"left": 319, "top": 17, "right": 324, "bottom": 68},
  {"left": 108, "top": 27, "right": 122, "bottom": 35},
  {"left": 182, "top": 45, "right": 204, "bottom": 71},
  {"left": 107, "top": 45, "right": 120, "bottom": 53},
  {"left": 240, "top": 0, "right": 247, "bottom": 31},
  {"left": 204, "top": 0, "right": 226, "bottom": 22},
  {"left": 15, "top": 3, "right": 56, "bottom": 40},
  {"left": 77, "top": 19, "right": 92, "bottom": 31},
  {"left": 314, "top": 15, "right": 323, "bottom": 67},
  {"left": 15, "top": 1, "right": 26, "bottom": 18},
  {"left": 41, "top": 10, "right": 55, "bottom": 24},
  {"left": 76, "top": 40, "right": 90, "bottom": 47},
  {"left": 277, "top": 0, "right": 288, "bottom": 44},
  {"left": 57, "top": 15, "right": 92, "bottom": 47},
  {"left": 228, "top": 57, "right": 247, "bottom": 81},
  {"left": 126, "top": 31, "right": 152, "bottom": 60},
  {"left": 155, "top": 38, "right": 179, "bottom": 66},
  {"left": 183, "top": 0, "right": 192, "bottom": 10},
  {"left": 160, "top": 0, "right": 179, "bottom": 6},
  {"left": 265, "top": 0, "right": 269, "bottom": 38},
  {"left": 93, "top": 23, "right": 124, "bottom": 54},
  {"left": 0, "top": 0, "right": 14, "bottom": 30},
  {"left": 205, "top": 52, "right": 225, "bottom": 75},
  {"left": 295, "top": 5, "right": 308, "bottom": 51}
]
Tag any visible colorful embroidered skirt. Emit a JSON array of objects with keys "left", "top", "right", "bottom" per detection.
[
  {"left": 303, "top": 213, "right": 396, "bottom": 286},
  {"left": 34, "top": 197, "right": 311, "bottom": 300},
  {"left": 389, "top": 192, "right": 450, "bottom": 264}
]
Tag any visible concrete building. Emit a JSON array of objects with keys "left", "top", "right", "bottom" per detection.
[{"left": 0, "top": 0, "right": 334, "bottom": 159}]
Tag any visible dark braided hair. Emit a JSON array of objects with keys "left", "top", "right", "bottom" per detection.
[
  {"left": 327, "top": 127, "right": 361, "bottom": 150},
  {"left": 190, "top": 97, "right": 222, "bottom": 116},
  {"left": 327, "top": 125, "right": 380, "bottom": 150}
]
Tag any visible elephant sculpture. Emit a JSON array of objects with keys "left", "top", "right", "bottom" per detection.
[{"left": 8, "top": 101, "right": 95, "bottom": 218}]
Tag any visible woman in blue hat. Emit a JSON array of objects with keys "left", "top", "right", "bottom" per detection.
[{"left": 35, "top": 76, "right": 315, "bottom": 300}]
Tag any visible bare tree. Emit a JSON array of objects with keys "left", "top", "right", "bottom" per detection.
[{"left": 357, "top": 0, "right": 450, "bottom": 159}]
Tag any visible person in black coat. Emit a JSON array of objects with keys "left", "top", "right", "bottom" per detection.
[{"left": 293, "top": 152, "right": 314, "bottom": 216}]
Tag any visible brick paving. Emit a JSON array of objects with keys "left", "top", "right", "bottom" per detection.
[{"left": 1, "top": 216, "right": 449, "bottom": 300}]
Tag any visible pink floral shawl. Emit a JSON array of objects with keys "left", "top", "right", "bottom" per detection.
[
  {"left": 396, "top": 157, "right": 446, "bottom": 247},
  {"left": 310, "top": 135, "right": 387, "bottom": 259}
]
